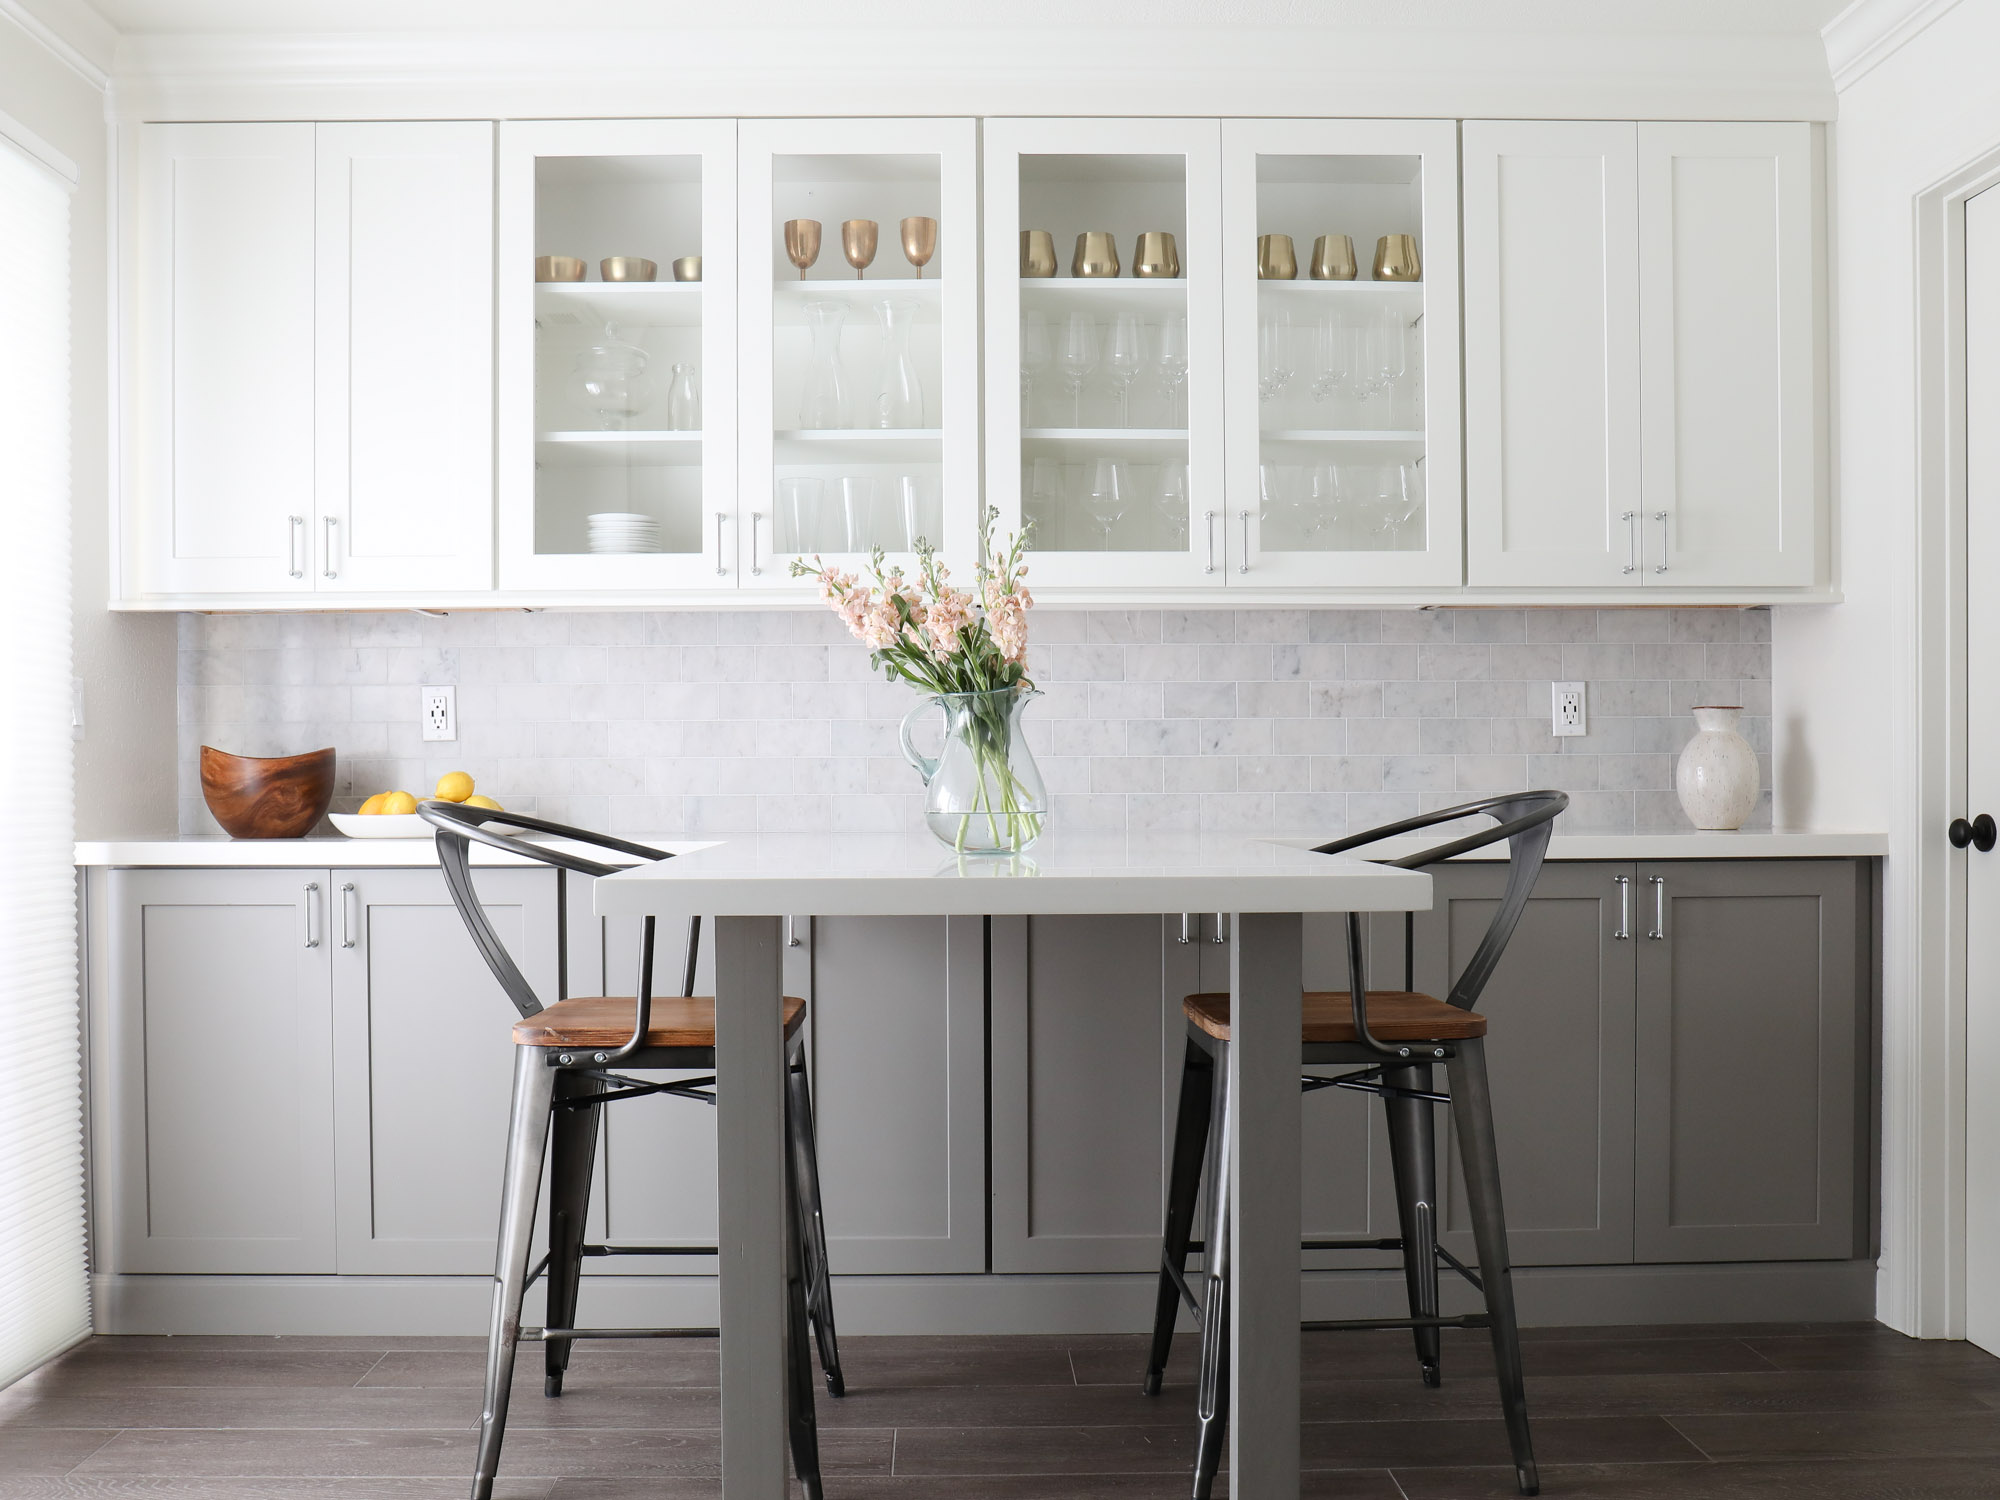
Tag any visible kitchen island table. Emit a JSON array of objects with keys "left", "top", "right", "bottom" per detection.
[{"left": 593, "top": 831, "right": 1431, "bottom": 1500}]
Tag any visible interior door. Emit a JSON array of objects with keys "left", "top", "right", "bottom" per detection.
[{"left": 1964, "top": 182, "right": 2000, "bottom": 1353}]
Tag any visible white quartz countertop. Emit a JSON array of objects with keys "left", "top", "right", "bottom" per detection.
[{"left": 74, "top": 828, "right": 1889, "bottom": 869}]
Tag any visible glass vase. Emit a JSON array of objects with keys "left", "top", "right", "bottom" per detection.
[
  {"left": 898, "top": 687, "right": 1048, "bottom": 854},
  {"left": 567, "top": 337, "right": 653, "bottom": 430},
  {"left": 798, "top": 298, "right": 848, "bottom": 429},
  {"left": 872, "top": 296, "right": 925, "bottom": 429}
]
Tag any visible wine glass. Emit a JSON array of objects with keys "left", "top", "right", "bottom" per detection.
[
  {"left": 1152, "top": 316, "right": 1189, "bottom": 427},
  {"left": 1056, "top": 312, "right": 1099, "bottom": 428},
  {"left": 1151, "top": 460, "right": 1190, "bottom": 548},
  {"left": 900, "top": 216, "right": 938, "bottom": 277},
  {"left": 841, "top": 219, "right": 878, "bottom": 279},
  {"left": 1311, "top": 311, "right": 1349, "bottom": 403},
  {"left": 1361, "top": 303, "right": 1408, "bottom": 405},
  {"left": 1306, "top": 462, "right": 1343, "bottom": 549},
  {"left": 1257, "top": 462, "right": 1291, "bottom": 547},
  {"left": 1025, "top": 456, "right": 1062, "bottom": 549},
  {"left": 1083, "top": 459, "right": 1129, "bottom": 550},
  {"left": 783, "top": 219, "right": 821, "bottom": 279},
  {"left": 1020, "top": 309, "right": 1052, "bottom": 427},
  {"left": 1105, "top": 314, "right": 1145, "bottom": 428},
  {"left": 1258, "top": 312, "right": 1295, "bottom": 401}
]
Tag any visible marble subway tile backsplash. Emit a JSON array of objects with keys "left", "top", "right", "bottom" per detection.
[{"left": 176, "top": 607, "right": 1772, "bottom": 838}]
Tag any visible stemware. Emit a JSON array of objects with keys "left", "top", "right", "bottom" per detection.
[
  {"left": 784, "top": 219, "right": 822, "bottom": 279},
  {"left": 1020, "top": 309, "right": 1052, "bottom": 426},
  {"left": 1257, "top": 462, "right": 1289, "bottom": 548},
  {"left": 1105, "top": 314, "right": 1145, "bottom": 428},
  {"left": 1152, "top": 460, "right": 1190, "bottom": 548},
  {"left": 842, "top": 219, "right": 879, "bottom": 279},
  {"left": 837, "top": 475, "right": 873, "bottom": 551},
  {"left": 666, "top": 362, "right": 701, "bottom": 431},
  {"left": 872, "top": 297, "right": 925, "bottom": 429},
  {"left": 898, "top": 474, "right": 942, "bottom": 549},
  {"left": 1056, "top": 311, "right": 1100, "bottom": 427},
  {"left": 1311, "top": 310, "right": 1350, "bottom": 403},
  {"left": 1258, "top": 311, "right": 1296, "bottom": 401},
  {"left": 1025, "top": 456, "right": 1062, "bottom": 549},
  {"left": 901, "top": 216, "right": 938, "bottom": 277},
  {"left": 1307, "top": 462, "right": 1344, "bottom": 549},
  {"left": 799, "top": 299, "right": 849, "bottom": 429},
  {"left": 1360, "top": 302, "right": 1408, "bottom": 405},
  {"left": 1083, "top": 459, "right": 1129, "bottom": 549},
  {"left": 777, "top": 476, "right": 824, "bottom": 553},
  {"left": 1152, "top": 316, "right": 1189, "bottom": 427}
]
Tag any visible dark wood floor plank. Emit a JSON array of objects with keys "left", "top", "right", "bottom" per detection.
[
  {"left": 1392, "top": 1458, "right": 2000, "bottom": 1499},
  {"left": 0, "top": 1428, "right": 119, "bottom": 1478},
  {"left": 0, "top": 1387, "right": 481, "bottom": 1432},
  {"left": 1302, "top": 1415, "right": 1703, "bottom": 1469},
  {"left": 886, "top": 1424, "right": 1198, "bottom": 1475},
  {"left": 357, "top": 1350, "right": 720, "bottom": 1390},
  {"left": 24, "top": 1347, "right": 391, "bottom": 1390},
  {"left": 0, "top": 1483, "right": 556, "bottom": 1499},
  {"left": 1666, "top": 1407, "right": 2000, "bottom": 1461},
  {"left": 1737, "top": 1331, "right": 2000, "bottom": 1372}
]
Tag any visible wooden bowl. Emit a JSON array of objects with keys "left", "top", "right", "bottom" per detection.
[{"left": 200, "top": 746, "right": 336, "bottom": 839}]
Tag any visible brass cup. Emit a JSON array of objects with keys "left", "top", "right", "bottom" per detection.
[
  {"left": 841, "top": 219, "right": 879, "bottom": 279},
  {"left": 1257, "top": 234, "right": 1298, "bottom": 280},
  {"left": 901, "top": 216, "right": 938, "bottom": 278},
  {"left": 1373, "top": 233, "right": 1422, "bottom": 282},
  {"left": 1132, "top": 231, "right": 1181, "bottom": 279},
  {"left": 599, "top": 257, "right": 657, "bottom": 283},
  {"left": 783, "top": 219, "right": 822, "bottom": 279},
  {"left": 1309, "top": 234, "right": 1358, "bottom": 281},
  {"left": 535, "top": 255, "right": 586, "bottom": 283},
  {"left": 1072, "top": 230, "right": 1120, "bottom": 278},
  {"left": 671, "top": 256, "right": 702, "bottom": 282},
  {"left": 1019, "top": 229, "right": 1058, "bottom": 278}
]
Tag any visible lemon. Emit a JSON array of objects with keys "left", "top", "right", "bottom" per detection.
[
  {"left": 381, "top": 790, "right": 419, "bottom": 815},
  {"left": 358, "top": 792, "right": 388, "bottom": 816},
  {"left": 463, "top": 794, "right": 503, "bottom": 811},
  {"left": 435, "top": 771, "right": 475, "bottom": 803}
]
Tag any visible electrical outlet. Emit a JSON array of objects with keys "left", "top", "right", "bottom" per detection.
[
  {"left": 421, "top": 685, "right": 458, "bottom": 743},
  {"left": 1552, "top": 681, "right": 1586, "bottom": 738}
]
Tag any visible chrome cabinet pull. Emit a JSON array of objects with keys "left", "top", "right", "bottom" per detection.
[
  {"left": 750, "top": 511, "right": 764, "bottom": 576},
  {"left": 1203, "top": 510, "right": 1217, "bottom": 574},
  {"left": 1647, "top": 875, "right": 1665, "bottom": 940},
  {"left": 1621, "top": 510, "right": 1637, "bottom": 575},
  {"left": 288, "top": 515, "right": 305, "bottom": 579},
  {"left": 787, "top": 915, "right": 800, "bottom": 947},
  {"left": 340, "top": 882, "right": 358, "bottom": 949},
  {"left": 714, "top": 512, "right": 728, "bottom": 576},
  {"left": 1178, "top": 913, "right": 1195, "bottom": 945},
  {"left": 1612, "top": 875, "right": 1631, "bottom": 940},
  {"left": 303, "top": 882, "right": 320, "bottom": 949},
  {"left": 1211, "top": 913, "right": 1229, "bottom": 944},
  {"left": 322, "top": 516, "right": 339, "bottom": 580},
  {"left": 1237, "top": 510, "right": 1252, "bottom": 574},
  {"left": 1653, "top": 511, "right": 1669, "bottom": 574}
]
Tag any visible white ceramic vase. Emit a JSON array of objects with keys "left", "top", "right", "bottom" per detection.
[{"left": 1675, "top": 706, "right": 1760, "bottom": 830}]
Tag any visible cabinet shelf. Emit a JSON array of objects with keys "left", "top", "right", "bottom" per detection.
[
  {"left": 1023, "top": 428, "right": 1188, "bottom": 442},
  {"left": 536, "top": 281, "right": 704, "bottom": 329},
  {"left": 1258, "top": 279, "right": 1423, "bottom": 296},
  {"left": 775, "top": 429, "right": 944, "bottom": 465},
  {"left": 537, "top": 431, "right": 703, "bottom": 467},
  {"left": 1261, "top": 429, "right": 1425, "bottom": 443},
  {"left": 1020, "top": 280, "right": 1187, "bottom": 318}
]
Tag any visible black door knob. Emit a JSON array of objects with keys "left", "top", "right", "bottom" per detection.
[{"left": 1950, "top": 814, "right": 1997, "bottom": 852}]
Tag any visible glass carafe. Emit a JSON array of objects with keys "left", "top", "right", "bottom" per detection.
[
  {"left": 567, "top": 334, "right": 654, "bottom": 430},
  {"left": 872, "top": 296, "right": 925, "bottom": 429},
  {"left": 799, "top": 299, "right": 849, "bottom": 429},
  {"left": 666, "top": 362, "right": 701, "bottom": 431},
  {"left": 898, "top": 687, "right": 1048, "bottom": 854}
]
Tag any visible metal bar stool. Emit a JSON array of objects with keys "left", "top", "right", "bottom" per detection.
[
  {"left": 421, "top": 801, "right": 844, "bottom": 1500},
  {"left": 1142, "top": 791, "right": 1567, "bottom": 1500}
]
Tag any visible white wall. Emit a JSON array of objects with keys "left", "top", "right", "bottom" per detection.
[{"left": 0, "top": 6, "right": 177, "bottom": 839}]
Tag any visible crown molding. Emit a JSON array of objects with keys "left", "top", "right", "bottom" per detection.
[
  {"left": 0, "top": 0, "right": 115, "bottom": 89},
  {"left": 1822, "top": 0, "right": 1965, "bottom": 92},
  {"left": 108, "top": 24, "right": 1836, "bottom": 123}
]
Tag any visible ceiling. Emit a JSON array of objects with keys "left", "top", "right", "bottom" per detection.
[{"left": 85, "top": 0, "right": 1855, "bottom": 34}]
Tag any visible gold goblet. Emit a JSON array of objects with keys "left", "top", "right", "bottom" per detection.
[
  {"left": 1020, "top": 230, "right": 1058, "bottom": 278},
  {"left": 1072, "top": 231, "right": 1120, "bottom": 278},
  {"left": 1257, "top": 233, "right": 1298, "bottom": 280},
  {"left": 1309, "top": 234, "right": 1358, "bottom": 281},
  {"left": 842, "top": 219, "right": 879, "bottom": 279},
  {"left": 1374, "top": 233, "right": 1422, "bottom": 281},
  {"left": 901, "top": 216, "right": 938, "bottom": 278},
  {"left": 783, "top": 219, "right": 822, "bottom": 280},
  {"left": 1133, "top": 231, "right": 1180, "bottom": 278}
]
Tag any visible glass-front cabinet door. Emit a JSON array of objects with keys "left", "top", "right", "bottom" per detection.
[
  {"left": 1221, "top": 119, "right": 1462, "bottom": 588},
  {"left": 738, "top": 118, "right": 978, "bottom": 591},
  {"left": 984, "top": 118, "right": 1225, "bottom": 590},
  {"left": 498, "top": 120, "right": 737, "bottom": 592}
]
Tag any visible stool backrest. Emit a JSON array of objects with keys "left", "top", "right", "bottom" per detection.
[
  {"left": 417, "top": 801, "right": 698, "bottom": 1020},
  {"left": 1313, "top": 790, "right": 1567, "bottom": 1026}
]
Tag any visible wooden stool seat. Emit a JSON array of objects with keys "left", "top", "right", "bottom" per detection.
[
  {"left": 1183, "top": 989, "right": 1487, "bottom": 1044},
  {"left": 515, "top": 994, "right": 807, "bottom": 1049}
]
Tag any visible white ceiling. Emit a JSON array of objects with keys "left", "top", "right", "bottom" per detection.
[{"left": 86, "top": 0, "right": 1854, "bottom": 34}]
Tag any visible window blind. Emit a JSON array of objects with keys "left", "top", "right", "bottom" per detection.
[{"left": 0, "top": 132, "right": 87, "bottom": 1388}]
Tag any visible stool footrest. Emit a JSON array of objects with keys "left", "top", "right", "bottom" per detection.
[
  {"left": 580, "top": 1244, "right": 717, "bottom": 1257},
  {"left": 1303, "top": 1314, "right": 1492, "bottom": 1334},
  {"left": 526, "top": 1326, "right": 720, "bottom": 1342}
]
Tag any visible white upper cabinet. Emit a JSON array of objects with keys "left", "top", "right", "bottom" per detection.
[
  {"left": 316, "top": 123, "right": 494, "bottom": 593},
  {"left": 985, "top": 118, "right": 1226, "bottom": 590},
  {"left": 1464, "top": 119, "right": 1816, "bottom": 590},
  {"left": 1638, "top": 122, "right": 1815, "bottom": 588},
  {"left": 497, "top": 119, "right": 738, "bottom": 592},
  {"left": 1222, "top": 119, "right": 1462, "bottom": 589},
  {"left": 1463, "top": 121, "right": 1642, "bottom": 589},
  {"left": 133, "top": 124, "right": 317, "bottom": 596}
]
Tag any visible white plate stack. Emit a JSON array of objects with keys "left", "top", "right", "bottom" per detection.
[{"left": 587, "top": 512, "right": 663, "bottom": 554}]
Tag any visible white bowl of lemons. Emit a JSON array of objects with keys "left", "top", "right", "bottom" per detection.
[{"left": 329, "top": 772, "right": 505, "bottom": 838}]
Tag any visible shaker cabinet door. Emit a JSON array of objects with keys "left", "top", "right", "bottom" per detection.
[
  {"left": 131, "top": 123, "right": 317, "bottom": 596},
  {"left": 1463, "top": 121, "right": 1642, "bottom": 589},
  {"left": 315, "top": 123, "right": 495, "bottom": 593},
  {"left": 103, "top": 869, "right": 336, "bottom": 1273},
  {"left": 329, "top": 867, "right": 558, "bottom": 1274}
]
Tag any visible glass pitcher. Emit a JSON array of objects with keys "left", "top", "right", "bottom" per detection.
[
  {"left": 898, "top": 687, "right": 1048, "bottom": 854},
  {"left": 872, "top": 296, "right": 926, "bottom": 429}
]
